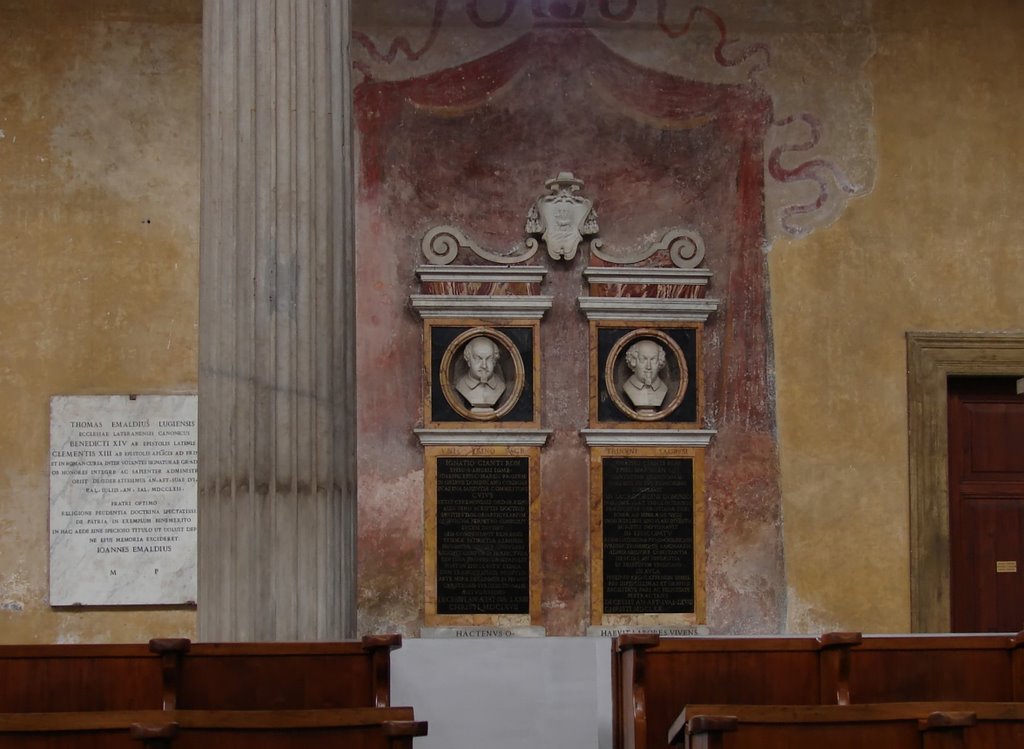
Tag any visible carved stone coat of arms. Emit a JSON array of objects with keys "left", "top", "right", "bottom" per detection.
[{"left": 526, "top": 171, "right": 599, "bottom": 261}]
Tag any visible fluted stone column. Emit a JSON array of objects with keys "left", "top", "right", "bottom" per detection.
[{"left": 198, "top": 0, "right": 355, "bottom": 640}]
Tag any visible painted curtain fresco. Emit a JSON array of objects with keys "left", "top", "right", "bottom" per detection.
[{"left": 355, "top": 20, "right": 785, "bottom": 634}]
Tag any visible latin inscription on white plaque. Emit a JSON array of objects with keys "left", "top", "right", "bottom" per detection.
[{"left": 49, "top": 395, "right": 197, "bottom": 606}]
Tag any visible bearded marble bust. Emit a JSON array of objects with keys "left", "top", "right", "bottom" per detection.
[
  {"left": 455, "top": 335, "right": 506, "bottom": 409},
  {"left": 622, "top": 339, "right": 667, "bottom": 410}
]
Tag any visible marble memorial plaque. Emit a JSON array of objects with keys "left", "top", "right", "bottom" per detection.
[
  {"left": 49, "top": 394, "right": 197, "bottom": 606},
  {"left": 424, "top": 444, "right": 541, "bottom": 627},
  {"left": 435, "top": 456, "right": 531, "bottom": 615},
  {"left": 590, "top": 446, "right": 706, "bottom": 626},
  {"left": 602, "top": 456, "right": 694, "bottom": 614}
]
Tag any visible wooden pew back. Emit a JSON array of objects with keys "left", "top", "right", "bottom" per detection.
[
  {"left": 175, "top": 635, "right": 401, "bottom": 710},
  {"left": 823, "top": 635, "right": 1018, "bottom": 704},
  {"left": 613, "top": 632, "right": 1024, "bottom": 749},
  {"left": 0, "top": 635, "right": 400, "bottom": 713},
  {"left": 0, "top": 707, "right": 423, "bottom": 749},
  {"left": 679, "top": 706, "right": 926, "bottom": 749},
  {"left": 613, "top": 634, "right": 835, "bottom": 749},
  {"left": 672, "top": 703, "right": 1024, "bottom": 749},
  {"left": 0, "top": 645, "right": 165, "bottom": 712}
]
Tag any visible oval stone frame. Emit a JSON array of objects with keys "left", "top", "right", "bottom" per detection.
[
  {"left": 605, "top": 328, "right": 688, "bottom": 422},
  {"left": 439, "top": 327, "right": 526, "bottom": 422}
]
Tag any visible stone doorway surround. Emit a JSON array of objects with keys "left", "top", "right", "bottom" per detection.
[{"left": 907, "top": 332, "right": 1024, "bottom": 632}]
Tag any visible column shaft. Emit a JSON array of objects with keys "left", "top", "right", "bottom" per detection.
[{"left": 198, "top": 0, "right": 355, "bottom": 641}]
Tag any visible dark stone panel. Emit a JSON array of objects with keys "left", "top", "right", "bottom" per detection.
[
  {"left": 436, "top": 456, "right": 531, "bottom": 615},
  {"left": 602, "top": 457, "right": 694, "bottom": 614}
]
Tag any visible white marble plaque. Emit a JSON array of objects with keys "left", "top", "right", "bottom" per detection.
[
  {"left": 49, "top": 394, "right": 198, "bottom": 606},
  {"left": 586, "top": 625, "right": 710, "bottom": 638},
  {"left": 419, "top": 626, "right": 546, "bottom": 639}
]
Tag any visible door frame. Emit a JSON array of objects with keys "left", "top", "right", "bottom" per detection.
[{"left": 908, "top": 332, "right": 1024, "bottom": 632}]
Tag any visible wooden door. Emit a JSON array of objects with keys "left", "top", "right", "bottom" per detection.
[{"left": 948, "top": 376, "right": 1024, "bottom": 632}]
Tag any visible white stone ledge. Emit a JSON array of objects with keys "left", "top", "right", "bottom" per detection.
[
  {"left": 411, "top": 295, "right": 554, "bottom": 319},
  {"left": 580, "top": 428, "right": 716, "bottom": 447},
  {"left": 415, "top": 428, "right": 553, "bottom": 446},
  {"left": 577, "top": 296, "right": 719, "bottom": 322}
]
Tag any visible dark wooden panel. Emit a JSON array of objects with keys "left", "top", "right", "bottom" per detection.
[
  {"left": 674, "top": 703, "right": 1024, "bottom": 749},
  {"left": 614, "top": 636, "right": 827, "bottom": 749},
  {"left": 178, "top": 639, "right": 400, "bottom": 710},
  {"left": 964, "top": 403, "right": 1024, "bottom": 476},
  {"left": 0, "top": 709, "right": 164, "bottom": 749},
  {"left": 0, "top": 647, "right": 163, "bottom": 712},
  {"left": 614, "top": 633, "right": 1024, "bottom": 749},
  {"left": 838, "top": 636, "right": 1016, "bottom": 703},
  {"left": 954, "top": 720, "right": 1024, "bottom": 749},
  {"left": 949, "top": 376, "right": 1024, "bottom": 632},
  {"left": 0, "top": 637, "right": 399, "bottom": 713},
  {"left": 161, "top": 708, "right": 423, "bottom": 749},
  {"left": 952, "top": 498, "right": 1024, "bottom": 632},
  {"left": 0, "top": 708, "right": 423, "bottom": 749}
]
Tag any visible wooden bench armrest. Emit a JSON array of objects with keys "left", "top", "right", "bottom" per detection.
[
  {"left": 668, "top": 709, "right": 737, "bottom": 747},
  {"left": 362, "top": 634, "right": 403, "bottom": 651},
  {"left": 130, "top": 721, "right": 179, "bottom": 747},
  {"left": 148, "top": 638, "right": 191, "bottom": 711},
  {"left": 614, "top": 634, "right": 661, "bottom": 654},
  {"left": 384, "top": 720, "right": 429, "bottom": 737},
  {"left": 817, "top": 632, "right": 863, "bottom": 648},
  {"left": 130, "top": 722, "right": 180, "bottom": 738},
  {"left": 166, "top": 706, "right": 417, "bottom": 728},
  {"left": 362, "top": 634, "right": 402, "bottom": 708},
  {"left": 918, "top": 711, "right": 977, "bottom": 730},
  {"left": 687, "top": 716, "right": 739, "bottom": 735},
  {"left": 817, "top": 632, "right": 862, "bottom": 705},
  {"left": 0, "top": 710, "right": 167, "bottom": 731},
  {"left": 147, "top": 639, "right": 192, "bottom": 655}
]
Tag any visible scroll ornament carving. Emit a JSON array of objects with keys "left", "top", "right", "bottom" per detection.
[
  {"left": 421, "top": 225, "right": 539, "bottom": 266},
  {"left": 421, "top": 174, "right": 706, "bottom": 270},
  {"left": 525, "top": 171, "right": 599, "bottom": 261},
  {"left": 591, "top": 228, "right": 706, "bottom": 269}
]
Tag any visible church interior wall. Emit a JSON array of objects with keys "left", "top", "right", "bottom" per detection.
[
  {"left": 0, "top": 0, "right": 1022, "bottom": 644},
  {"left": 0, "top": 0, "right": 201, "bottom": 642},
  {"left": 772, "top": 0, "right": 1024, "bottom": 633}
]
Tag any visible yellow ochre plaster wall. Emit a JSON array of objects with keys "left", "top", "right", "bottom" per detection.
[
  {"left": 773, "top": 0, "right": 1024, "bottom": 633},
  {"left": 0, "top": 1, "right": 201, "bottom": 643},
  {"left": 0, "top": 0, "right": 1021, "bottom": 642}
]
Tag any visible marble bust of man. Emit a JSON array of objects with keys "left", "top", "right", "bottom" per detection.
[
  {"left": 622, "top": 339, "right": 668, "bottom": 410},
  {"left": 456, "top": 335, "right": 506, "bottom": 409}
]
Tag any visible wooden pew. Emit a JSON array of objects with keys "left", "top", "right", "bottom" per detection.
[
  {"left": 1013, "top": 631, "right": 1024, "bottom": 702},
  {"left": 0, "top": 635, "right": 401, "bottom": 712},
  {"left": 136, "top": 708, "right": 427, "bottom": 749},
  {"left": 669, "top": 703, "right": 1024, "bottom": 749},
  {"left": 613, "top": 631, "right": 1024, "bottom": 749},
  {"left": 0, "top": 707, "right": 425, "bottom": 749},
  {"left": 0, "top": 643, "right": 170, "bottom": 712},
  {"left": 612, "top": 633, "right": 861, "bottom": 749},
  {"left": 924, "top": 705, "right": 1024, "bottom": 748},
  {"left": 821, "top": 634, "right": 1020, "bottom": 705},
  {"left": 169, "top": 634, "right": 402, "bottom": 710}
]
